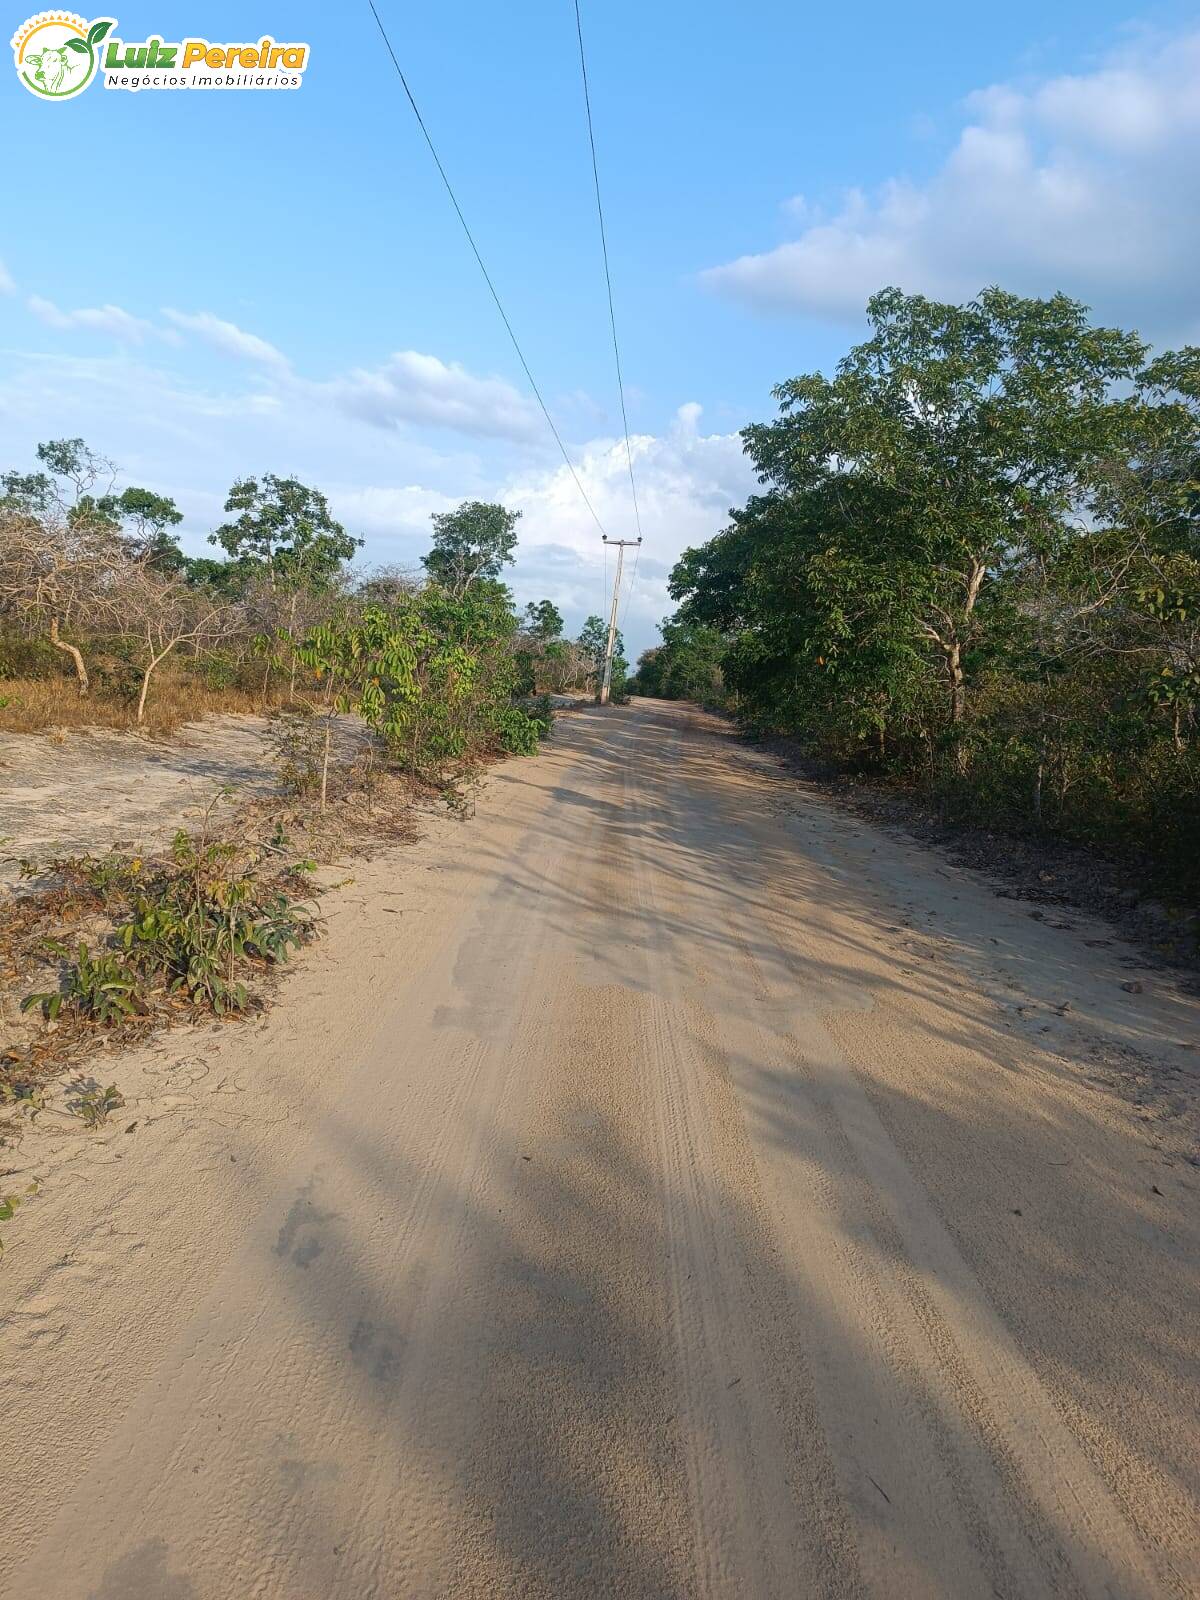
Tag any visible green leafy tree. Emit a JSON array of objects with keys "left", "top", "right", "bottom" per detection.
[
  {"left": 296, "top": 585, "right": 544, "bottom": 789},
  {"left": 632, "top": 619, "right": 728, "bottom": 704},
  {"left": 2, "top": 437, "right": 115, "bottom": 516},
  {"left": 423, "top": 501, "right": 520, "bottom": 594},
  {"left": 210, "top": 474, "right": 361, "bottom": 588},
  {"left": 667, "top": 287, "right": 1200, "bottom": 896},
  {"left": 94, "top": 486, "right": 186, "bottom": 569},
  {"left": 742, "top": 287, "right": 1147, "bottom": 755},
  {"left": 522, "top": 599, "right": 564, "bottom": 640},
  {"left": 577, "top": 613, "right": 628, "bottom": 698}
]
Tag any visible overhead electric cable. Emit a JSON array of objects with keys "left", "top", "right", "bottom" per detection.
[
  {"left": 572, "top": 0, "right": 644, "bottom": 547},
  {"left": 618, "top": 540, "right": 641, "bottom": 632},
  {"left": 366, "top": 0, "right": 610, "bottom": 541}
]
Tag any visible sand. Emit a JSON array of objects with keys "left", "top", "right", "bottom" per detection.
[{"left": 0, "top": 700, "right": 1196, "bottom": 1597}]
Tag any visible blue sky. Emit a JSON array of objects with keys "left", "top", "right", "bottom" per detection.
[{"left": 3, "top": 1, "right": 1199, "bottom": 655}]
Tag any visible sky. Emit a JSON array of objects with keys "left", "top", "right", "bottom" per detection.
[{"left": 2, "top": 1, "right": 1199, "bottom": 657}]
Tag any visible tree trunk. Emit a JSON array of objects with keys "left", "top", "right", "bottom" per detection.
[
  {"left": 948, "top": 560, "right": 985, "bottom": 776},
  {"left": 48, "top": 617, "right": 89, "bottom": 696},
  {"left": 947, "top": 640, "right": 965, "bottom": 725},
  {"left": 320, "top": 717, "right": 332, "bottom": 811},
  {"left": 137, "top": 644, "right": 175, "bottom": 724},
  {"left": 136, "top": 663, "right": 153, "bottom": 724},
  {"left": 136, "top": 661, "right": 156, "bottom": 725},
  {"left": 946, "top": 639, "right": 968, "bottom": 776},
  {"left": 288, "top": 592, "right": 299, "bottom": 696}
]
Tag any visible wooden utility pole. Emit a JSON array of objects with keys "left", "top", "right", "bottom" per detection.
[{"left": 597, "top": 535, "right": 641, "bottom": 704}]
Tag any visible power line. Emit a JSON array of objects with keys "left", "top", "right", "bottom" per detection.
[
  {"left": 574, "top": 0, "right": 645, "bottom": 648},
  {"left": 365, "top": 0, "right": 610, "bottom": 541},
  {"left": 573, "top": 0, "right": 643, "bottom": 547},
  {"left": 618, "top": 538, "right": 641, "bottom": 632}
]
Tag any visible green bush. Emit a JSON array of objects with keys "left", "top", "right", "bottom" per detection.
[{"left": 494, "top": 705, "right": 543, "bottom": 755}]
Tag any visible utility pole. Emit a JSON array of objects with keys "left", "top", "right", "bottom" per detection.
[{"left": 597, "top": 535, "right": 641, "bottom": 704}]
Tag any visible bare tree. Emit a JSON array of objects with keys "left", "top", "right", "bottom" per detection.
[
  {"left": 353, "top": 563, "right": 421, "bottom": 607},
  {"left": 0, "top": 508, "right": 123, "bottom": 694},
  {"left": 110, "top": 563, "right": 243, "bottom": 724}
]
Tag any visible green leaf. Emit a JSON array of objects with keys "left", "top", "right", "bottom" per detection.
[
  {"left": 66, "top": 37, "right": 89, "bottom": 53},
  {"left": 87, "top": 19, "right": 113, "bottom": 45}
]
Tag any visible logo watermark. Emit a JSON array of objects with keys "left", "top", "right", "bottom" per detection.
[
  {"left": 11, "top": 13, "right": 310, "bottom": 97},
  {"left": 11, "top": 13, "right": 113, "bottom": 99}
]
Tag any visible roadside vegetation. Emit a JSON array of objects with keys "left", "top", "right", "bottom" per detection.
[
  {"left": 0, "top": 441, "right": 617, "bottom": 738},
  {"left": 0, "top": 442, "right": 625, "bottom": 1203},
  {"left": 635, "top": 287, "right": 1200, "bottom": 903}
]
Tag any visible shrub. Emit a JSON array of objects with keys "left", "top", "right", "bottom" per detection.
[{"left": 494, "top": 705, "right": 543, "bottom": 755}]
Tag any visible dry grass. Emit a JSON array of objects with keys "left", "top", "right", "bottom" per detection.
[{"left": 0, "top": 676, "right": 268, "bottom": 737}]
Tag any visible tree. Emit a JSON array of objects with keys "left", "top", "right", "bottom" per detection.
[
  {"left": 742, "top": 287, "right": 1147, "bottom": 760},
  {"left": 108, "top": 561, "right": 242, "bottom": 724},
  {"left": 296, "top": 584, "right": 543, "bottom": 788},
  {"left": 521, "top": 599, "right": 564, "bottom": 640},
  {"left": 632, "top": 619, "right": 727, "bottom": 703},
  {"left": 2, "top": 437, "right": 116, "bottom": 519},
  {"left": 577, "top": 613, "right": 627, "bottom": 697},
  {"left": 423, "top": 501, "right": 520, "bottom": 594},
  {"left": 210, "top": 474, "right": 361, "bottom": 587},
  {"left": 665, "top": 288, "right": 1200, "bottom": 895},
  {"left": 354, "top": 564, "right": 420, "bottom": 606},
  {"left": 178, "top": 554, "right": 256, "bottom": 595},
  {"left": 0, "top": 441, "right": 190, "bottom": 694},
  {"left": 210, "top": 474, "right": 361, "bottom": 695},
  {"left": 0, "top": 507, "right": 122, "bottom": 694},
  {"left": 94, "top": 486, "right": 185, "bottom": 569}
]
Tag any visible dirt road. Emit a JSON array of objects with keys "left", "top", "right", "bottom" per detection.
[{"left": 2, "top": 701, "right": 1197, "bottom": 1598}]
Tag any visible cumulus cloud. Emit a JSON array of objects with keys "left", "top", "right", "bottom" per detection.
[
  {"left": 702, "top": 28, "right": 1200, "bottom": 336},
  {"left": 162, "top": 308, "right": 290, "bottom": 368},
  {"left": 311, "top": 404, "right": 754, "bottom": 648},
  {"left": 316, "top": 351, "right": 542, "bottom": 443},
  {"left": 27, "top": 294, "right": 154, "bottom": 342},
  {"left": 501, "top": 403, "right": 755, "bottom": 645},
  {"left": 326, "top": 482, "right": 462, "bottom": 538}
]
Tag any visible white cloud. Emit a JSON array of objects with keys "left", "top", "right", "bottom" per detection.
[
  {"left": 326, "top": 482, "right": 462, "bottom": 537},
  {"left": 316, "top": 350, "right": 542, "bottom": 443},
  {"left": 137, "top": 308, "right": 545, "bottom": 443},
  {"left": 162, "top": 308, "right": 290, "bottom": 369},
  {"left": 501, "top": 403, "right": 755, "bottom": 646},
  {"left": 18, "top": 291, "right": 554, "bottom": 446},
  {"left": 0, "top": 259, "right": 14, "bottom": 295},
  {"left": 702, "top": 28, "right": 1200, "bottom": 336},
  {"left": 27, "top": 294, "right": 154, "bottom": 342}
]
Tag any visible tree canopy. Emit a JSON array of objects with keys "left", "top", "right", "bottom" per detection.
[
  {"left": 664, "top": 287, "right": 1200, "bottom": 895},
  {"left": 422, "top": 500, "right": 520, "bottom": 594},
  {"left": 211, "top": 473, "right": 361, "bottom": 587}
]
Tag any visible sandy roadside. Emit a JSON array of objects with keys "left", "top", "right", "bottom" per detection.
[{"left": 0, "top": 714, "right": 371, "bottom": 892}]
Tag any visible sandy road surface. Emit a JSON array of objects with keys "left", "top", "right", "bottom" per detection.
[{"left": 1, "top": 701, "right": 1197, "bottom": 1598}]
